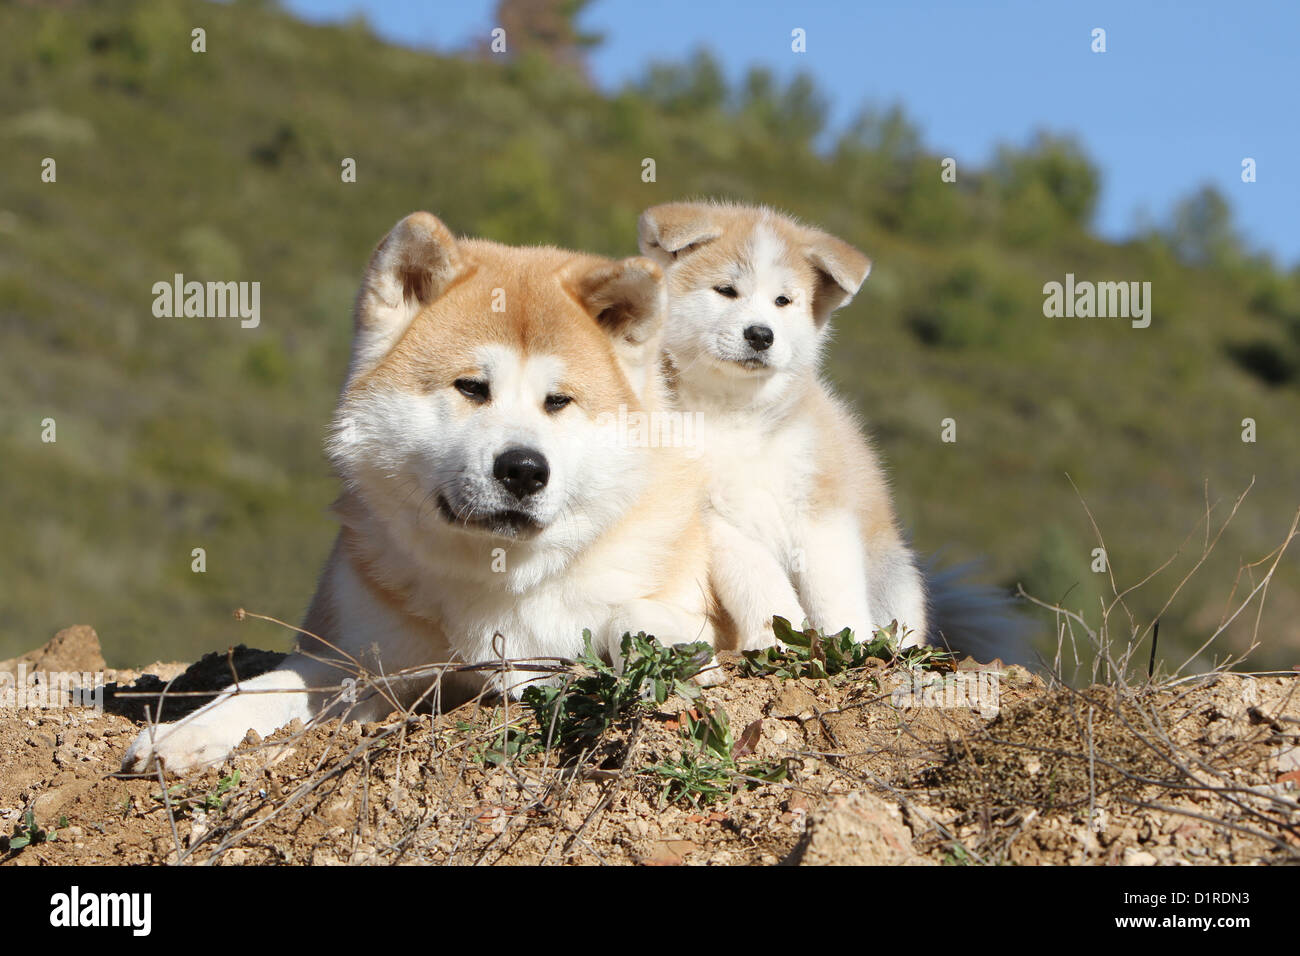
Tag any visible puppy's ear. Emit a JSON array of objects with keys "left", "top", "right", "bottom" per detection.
[
  {"left": 638, "top": 203, "right": 724, "bottom": 266},
  {"left": 571, "top": 256, "right": 666, "bottom": 345},
  {"left": 803, "top": 230, "right": 872, "bottom": 323},
  {"left": 353, "top": 212, "right": 463, "bottom": 370}
]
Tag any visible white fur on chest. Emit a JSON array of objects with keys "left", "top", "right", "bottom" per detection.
[
  {"left": 435, "top": 564, "right": 639, "bottom": 665},
  {"left": 353, "top": 515, "right": 656, "bottom": 669},
  {"left": 694, "top": 410, "right": 818, "bottom": 555}
]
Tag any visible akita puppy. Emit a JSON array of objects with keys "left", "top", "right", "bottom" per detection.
[
  {"left": 638, "top": 201, "right": 928, "bottom": 651},
  {"left": 124, "top": 212, "right": 714, "bottom": 773}
]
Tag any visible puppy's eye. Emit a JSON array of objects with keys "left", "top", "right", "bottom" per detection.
[
  {"left": 775, "top": 295, "right": 792, "bottom": 307},
  {"left": 544, "top": 394, "right": 573, "bottom": 414},
  {"left": 713, "top": 285, "right": 739, "bottom": 298},
  {"left": 454, "top": 379, "right": 490, "bottom": 403}
]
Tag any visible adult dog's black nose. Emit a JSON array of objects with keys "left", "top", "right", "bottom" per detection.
[
  {"left": 493, "top": 447, "right": 550, "bottom": 499},
  {"left": 743, "top": 325, "right": 774, "bottom": 351}
]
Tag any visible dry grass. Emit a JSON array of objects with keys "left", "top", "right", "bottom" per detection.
[{"left": 7, "top": 485, "right": 1295, "bottom": 866}]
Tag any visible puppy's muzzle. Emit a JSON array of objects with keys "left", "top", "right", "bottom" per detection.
[{"left": 743, "top": 324, "right": 774, "bottom": 352}]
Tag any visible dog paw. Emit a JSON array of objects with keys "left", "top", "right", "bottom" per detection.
[
  {"left": 121, "top": 720, "right": 244, "bottom": 775},
  {"left": 692, "top": 655, "right": 728, "bottom": 687}
]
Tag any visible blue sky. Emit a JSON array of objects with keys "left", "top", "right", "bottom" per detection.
[{"left": 282, "top": 0, "right": 1300, "bottom": 266}]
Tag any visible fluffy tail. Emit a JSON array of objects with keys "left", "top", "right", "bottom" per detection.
[{"left": 924, "top": 559, "right": 1037, "bottom": 666}]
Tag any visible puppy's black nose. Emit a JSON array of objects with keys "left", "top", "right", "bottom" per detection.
[
  {"left": 743, "top": 325, "right": 774, "bottom": 351},
  {"left": 493, "top": 447, "right": 550, "bottom": 499}
]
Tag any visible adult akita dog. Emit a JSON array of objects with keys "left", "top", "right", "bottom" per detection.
[
  {"left": 639, "top": 201, "right": 1023, "bottom": 662},
  {"left": 124, "top": 212, "right": 715, "bottom": 773}
]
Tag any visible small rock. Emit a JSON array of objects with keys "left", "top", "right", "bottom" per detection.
[
  {"left": 644, "top": 839, "right": 698, "bottom": 866},
  {"left": 1124, "top": 848, "right": 1158, "bottom": 866},
  {"left": 791, "top": 792, "right": 928, "bottom": 865},
  {"left": 31, "top": 779, "right": 95, "bottom": 821},
  {"left": 1276, "top": 744, "right": 1300, "bottom": 775},
  {"left": 770, "top": 684, "right": 820, "bottom": 722}
]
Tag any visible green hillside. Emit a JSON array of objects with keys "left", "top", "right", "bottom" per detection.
[{"left": 2, "top": 0, "right": 1298, "bottom": 674}]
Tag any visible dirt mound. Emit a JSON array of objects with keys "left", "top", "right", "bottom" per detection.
[
  {"left": 922, "top": 686, "right": 1174, "bottom": 812},
  {"left": 0, "top": 625, "right": 106, "bottom": 677},
  {"left": 1, "top": 631, "right": 1297, "bottom": 866}
]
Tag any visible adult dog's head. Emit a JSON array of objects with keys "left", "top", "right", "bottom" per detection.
[
  {"left": 329, "top": 212, "right": 667, "bottom": 569},
  {"left": 638, "top": 201, "right": 871, "bottom": 407}
]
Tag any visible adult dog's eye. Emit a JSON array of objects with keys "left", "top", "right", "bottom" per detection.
[
  {"left": 775, "top": 295, "right": 792, "bottom": 307},
  {"left": 713, "top": 285, "right": 739, "bottom": 298},
  {"left": 544, "top": 394, "right": 573, "bottom": 413},
  {"left": 454, "top": 379, "right": 490, "bottom": 403}
]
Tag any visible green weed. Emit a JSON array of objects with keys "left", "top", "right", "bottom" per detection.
[
  {"left": 523, "top": 631, "right": 710, "bottom": 749},
  {"left": 1, "top": 810, "right": 68, "bottom": 852},
  {"left": 647, "top": 707, "right": 788, "bottom": 808},
  {"left": 740, "top": 617, "right": 955, "bottom": 680}
]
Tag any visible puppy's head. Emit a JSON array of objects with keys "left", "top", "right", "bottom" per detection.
[
  {"left": 330, "top": 212, "right": 666, "bottom": 553},
  {"left": 638, "top": 202, "right": 870, "bottom": 397}
]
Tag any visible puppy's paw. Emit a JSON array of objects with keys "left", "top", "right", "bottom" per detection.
[
  {"left": 738, "top": 618, "right": 795, "bottom": 651},
  {"left": 692, "top": 655, "right": 727, "bottom": 687},
  {"left": 737, "top": 628, "right": 779, "bottom": 652},
  {"left": 121, "top": 720, "right": 245, "bottom": 775}
]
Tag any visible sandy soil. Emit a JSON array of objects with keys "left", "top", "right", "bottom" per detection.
[{"left": 2, "top": 626, "right": 1297, "bottom": 866}]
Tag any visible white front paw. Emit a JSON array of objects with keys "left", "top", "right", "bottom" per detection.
[
  {"left": 737, "top": 627, "right": 778, "bottom": 652},
  {"left": 122, "top": 719, "right": 246, "bottom": 775},
  {"left": 692, "top": 655, "right": 727, "bottom": 687},
  {"left": 738, "top": 610, "right": 807, "bottom": 651}
]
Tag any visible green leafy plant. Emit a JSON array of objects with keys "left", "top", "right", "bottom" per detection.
[
  {"left": 1, "top": 809, "right": 67, "bottom": 852},
  {"left": 943, "top": 843, "right": 975, "bottom": 866},
  {"left": 460, "top": 715, "right": 540, "bottom": 767},
  {"left": 203, "top": 770, "right": 242, "bottom": 811},
  {"left": 740, "top": 617, "right": 953, "bottom": 679},
  {"left": 151, "top": 769, "right": 243, "bottom": 816},
  {"left": 523, "top": 631, "right": 710, "bottom": 749},
  {"left": 648, "top": 707, "right": 788, "bottom": 808}
]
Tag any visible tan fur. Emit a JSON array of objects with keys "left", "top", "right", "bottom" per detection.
[
  {"left": 803, "top": 389, "right": 902, "bottom": 545},
  {"left": 639, "top": 201, "right": 871, "bottom": 323},
  {"left": 355, "top": 241, "right": 643, "bottom": 415},
  {"left": 332, "top": 227, "right": 715, "bottom": 678},
  {"left": 123, "top": 213, "right": 717, "bottom": 773},
  {"left": 640, "top": 201, "right": 928, "bottom": 648}
]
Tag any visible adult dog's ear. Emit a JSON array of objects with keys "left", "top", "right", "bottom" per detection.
[
  {"left": 638, "top": 203, "right": 724, "bottom": 267},
  {"left": 352, "top": 212, "right": 464, "bottom": 372},
  {"left": 571, "top": 256, "right": 666, "bottom": 345},
  {"left": 570, "top": 256, "right": 667, "bottom": 401},
  {"left": 803, "top": 229, "right": 872, "bottom": 324}
]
